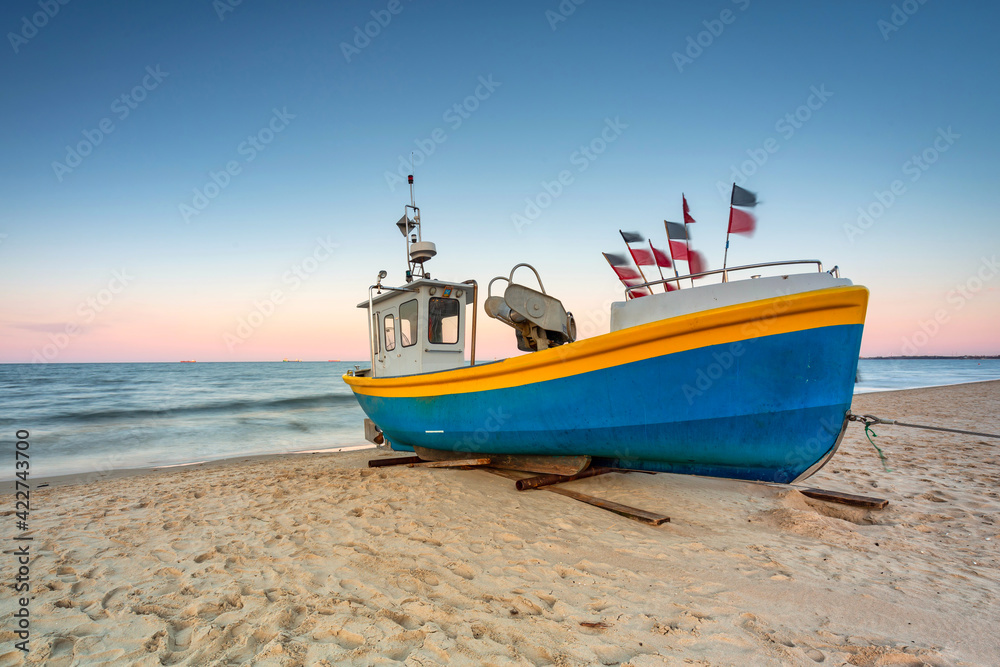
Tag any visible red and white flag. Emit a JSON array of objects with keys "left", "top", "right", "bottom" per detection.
[
  {"left": 728, "top": 207, "right": 756, "bottom": 235},
  {"left": 620, "top": 230, "right": 656, "bottom": 267},
  {"left": 649, "top": 242, "right": 671, "bottom": 268},
  {"left": 688, "top": 250, "right": 707, "bottom": 275},
  {"left": 669, "top": 240, "right": 689, "bottom": 261},
  {"left": 683, "top": 194, "right": 696, "bottom": 225}
]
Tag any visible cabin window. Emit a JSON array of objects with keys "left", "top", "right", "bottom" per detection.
[
  {"left": 428, "top": 297, "right": 460, "bottom": 344},
  {"left": 399, "top": 299, "right": 418, "bottom": 347},
  {"left": 383, "top": 314, "right": 396, "bottom": 351},
  {"left": 372, "top": 313, "right": 379, "bottom": 354}
]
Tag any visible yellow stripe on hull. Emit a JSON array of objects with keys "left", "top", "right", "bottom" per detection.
[{"left": 344, "top": 285, "right": 869, "bottom": 399}]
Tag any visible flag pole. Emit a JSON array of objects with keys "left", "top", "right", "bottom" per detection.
[
  {"left": 602, "top": 252, "right": 634, "bottom": 298},
  {"left": 648, "top": 241, "right": 669, "bottom": 292},
  {"left": 722, "top": 184, "right": 734, "bottom": 283},
  {"left": 682, "top": 194, "right": 694, "bottom": 288},
  {"left": 663, "top": 220, "right": 681, "bottom": 285},
  {"left": 619, "top": 230, "right": 650, "bottom": 292}
]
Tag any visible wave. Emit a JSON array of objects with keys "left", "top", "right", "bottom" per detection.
[{"left": 30, "top": 393, "right": 361, "bottom": 425}]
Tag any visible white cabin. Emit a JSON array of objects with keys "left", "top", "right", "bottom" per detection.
[{"left": 358, "top": 278, "right": 474, "bottom": 378}]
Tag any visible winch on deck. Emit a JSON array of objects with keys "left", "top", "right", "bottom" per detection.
[{"left": 485, "top": 263, "right": 576, "bottom": 352}]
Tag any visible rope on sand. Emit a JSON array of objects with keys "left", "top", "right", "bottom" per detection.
[
  {"left": 849, "top": 413, "right": 1000, "bottom": 440},
  {"left": 847, "top": 412, "right": 1000, "bottom": 473}
]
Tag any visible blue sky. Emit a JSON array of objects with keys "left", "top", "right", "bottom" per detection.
[{"left": 1, "top": 0, "right": 998, "bottom": 361}]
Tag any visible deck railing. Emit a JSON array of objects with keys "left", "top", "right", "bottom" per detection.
[{"left": 625, "top": 260, "right": 839, "bottom": 299}]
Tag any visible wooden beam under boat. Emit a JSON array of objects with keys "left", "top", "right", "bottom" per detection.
[{"left": 414, "top": 446, "right": 590, "bottom": 476}]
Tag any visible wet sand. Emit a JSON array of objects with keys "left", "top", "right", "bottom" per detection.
[{"left": 1, "top": 381, "right": 997, "bottom": 665}]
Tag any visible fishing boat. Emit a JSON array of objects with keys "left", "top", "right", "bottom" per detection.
[{"left": 343, "top": 179, "right": 868, "bottom": 484}]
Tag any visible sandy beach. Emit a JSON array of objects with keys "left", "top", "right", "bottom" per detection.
[{"left": 2, "top": 381, "right": 998, "bottom": 666}]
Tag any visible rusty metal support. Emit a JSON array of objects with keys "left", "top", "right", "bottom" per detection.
[
  {"left": 408, "top": 458, "right": 491, "bottom": 468},
  {"left": 368, "top": 456, "right": 423, "bottom": 468}
]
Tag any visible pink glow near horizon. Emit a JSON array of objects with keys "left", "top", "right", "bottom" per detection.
[{"left": 7, "top": 286, "right": 997, "bottom": 363}]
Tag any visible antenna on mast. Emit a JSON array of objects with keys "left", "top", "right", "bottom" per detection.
[
  {"left": 396, "top": 164, "right": 435, "bottom": 281},
  {"left": 409, "top": 151, "right": 416, "bottom": 211}
]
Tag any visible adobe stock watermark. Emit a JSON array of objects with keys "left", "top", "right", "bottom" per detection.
[
  {"left": 777, "top": 413, "right": 845, "bottom": 483},
  {"left": 51, "top": 66, "right": 169, "bottom": 183},
  {"left": 224, "top": 236, "right": 337, "bottom": 350},
  {"left": 545, "top": 296, "right": 618, "bottom": 367},
  {"left": 213, "top": 0, "right": 243, "bottom": 21},
  {"left": 901, "top": 255, "right": 997, "bottom": 354},
  {"left": 878, "top": 0, "right": 929, "bottom": 41},
  {"left": 384, "top": 75, "right": 502, "bottom": 191},
  {"left": 545, "top": 0, "right": 586, "bottom": 31},
  {"left": 843, "top": 126, "right": 959, "bottom": 243},
  {"left": 179, "top": 107, "right": 295, "bottom": 223},
  {"left": 7, "top": 0, "right": 72, "bottom": 54},
  {"left": 341, "top": 0, "right": 413, "bottom": 63},
  {"left": 715, "top": 84, "right": 833, "bottom": 200},
  {"left": 511, "top": 116, "right": 628, "bottom": 233},
  {"left": 673, "top": 0, "right": 751, "bottom": 73},
  {"left": 448, "top": 406, "right": 510, "bottom": 454},
  {"left": 681, "top": 289, "right": 793, "bottom": 404},
  {"left": 28, "top": 269, "right": 134, "bottom": 363}
]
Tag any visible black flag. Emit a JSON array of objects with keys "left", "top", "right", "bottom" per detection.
[
  {"left": 664, "top": 221, "right": 688, "bottom": 240},
  {"left": 731, "top": 185, "right": 758, "bottom": 207}
]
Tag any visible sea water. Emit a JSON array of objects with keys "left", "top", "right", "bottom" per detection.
[
  {"left": 0, "top": 362, "right": 370, "bottom": 479},
  {"left": 854, "top": 358, "right": 1000, "bottom": 393},
  {"left": 2, "top": 358, "right": 998, "bottom": 479}
]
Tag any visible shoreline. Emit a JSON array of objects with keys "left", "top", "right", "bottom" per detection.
[
  {"left": 0, "top": 445, "right": 374, "bottom": 494},
  {"left": 854, "top": 376, "right": 1000, "bottom": 395},
  {"left": 7, "top": 379, "right": 999, "bottom": 491}
]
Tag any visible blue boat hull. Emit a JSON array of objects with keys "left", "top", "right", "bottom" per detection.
[{"left": 353, "top": 324, "right": 863, "bottom": 483}]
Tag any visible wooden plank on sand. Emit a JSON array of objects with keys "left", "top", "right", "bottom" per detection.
[
  {"left": 414, "top": 446, "right": 589, "bottom": 476},
  {"left": 408, "top": 458, "right": 491, "bottom": 468},
  {"left": 544, "top": 487, "right": 670, "bottom": 526},
  {"left": 483, "top": 468, "right": 669, "bottom": 526},
  {"left": 800, "top": 488, "right": 889, "bottom": 510},
  {"left": 515, "top": 467, "right": 615, "bottom": 490}
]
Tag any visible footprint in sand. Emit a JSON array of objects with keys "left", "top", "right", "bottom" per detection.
[
  {"left": 101, "top": 585, "right": 130, "bottom": 610},
  {"left": 532, "top": 591, "right": 558, "bottom": 609},
  {"left": 379, "top": 608, "right": 423, "bottom": 631},
  {"left": 380, "top": 629, "right": 427, "bottom": 661},
  {"left": 496, "top": 532, "right": 524, "bottom": 548},
  {"left": 151, "top": 548, "right": 176, "bottom": 563},
  {"left": 312, "top": 627, "right": 365, "bottom": 650},
  {"left": 158, "top": 620, "right": 196, "bottom": 666},
  {"left": 411, "top": 569, "right": 441, "bottom": 586},
  {"left": 45, "top": 637, "right": 76, "bottom": 667},
  {"left": 802, "top": 647, "right": 826, "bottom": 662},
  {"left": 143, "top": 629, "right": 168, "bottom": 653},
  {"left": 339, "top": 578, "right": 382, "bottom": 598},
  {"left": 446, "top": 561, "right": 476, "bottom": 580},
  {"left": 275, "top": 604, "right": 308, "bottom": 630}
]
